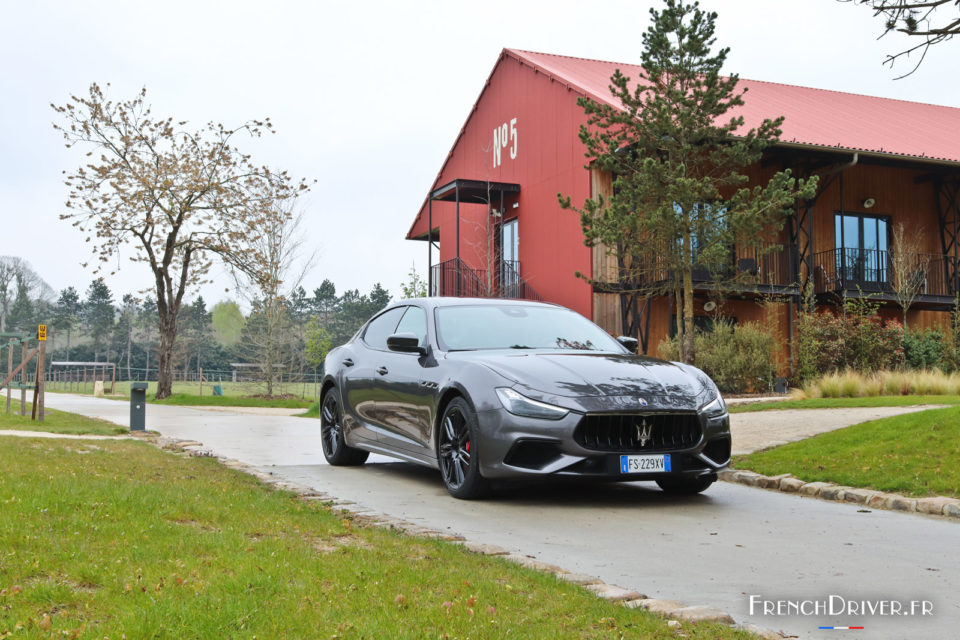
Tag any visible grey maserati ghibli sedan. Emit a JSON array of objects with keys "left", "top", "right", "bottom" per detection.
[{"left": 320, "top": 298, "right": 730, "bottom": 499}]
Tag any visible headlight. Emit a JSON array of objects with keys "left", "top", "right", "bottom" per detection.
[
  {"left": 699, "top": 394, "right": 727, "bottom": 418},
  {"left": 495, "top": 388, "right": 569, "bottom": 420}
]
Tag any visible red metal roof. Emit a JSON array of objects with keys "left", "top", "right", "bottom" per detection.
[{"left": 507, "top": 48, "right": 960, "bottom": 165}]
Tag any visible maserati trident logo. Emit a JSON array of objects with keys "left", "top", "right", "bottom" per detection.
[{"left": 636, "top": 420, "right": 652, "bottom": 447}]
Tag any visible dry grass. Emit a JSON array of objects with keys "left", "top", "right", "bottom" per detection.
[{"left": 802, "top": 369, "right": 960, "bottom": 398}]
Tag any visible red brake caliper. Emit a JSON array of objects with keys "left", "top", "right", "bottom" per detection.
[{"left": 465, "top": 441, "right": 471, "bottom": 452}]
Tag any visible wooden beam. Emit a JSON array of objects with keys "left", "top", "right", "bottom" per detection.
[{"left": 0, "top": 347, "right": 39, "bottom": 393}]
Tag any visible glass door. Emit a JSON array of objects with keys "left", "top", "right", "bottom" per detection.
[
  {"left": 835, "top": 214, "right": 889, "bottom": 287},
  {"left": 499, "top": 219, "right": 519, "bottom": 295}
]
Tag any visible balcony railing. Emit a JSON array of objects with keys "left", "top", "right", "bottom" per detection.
[
  {"left": 642, "top": 244, "right": 797, "bottom": 290},
  {"left": 430, "top": 257, "right": 490, "bottom": 298},
  {"left": 430, "top": 258, "right": 542, "bottom": 301},
  {"left": 813, "top": 248, "right": 958, "bottom": 299}
]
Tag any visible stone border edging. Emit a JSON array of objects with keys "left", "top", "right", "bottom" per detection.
[
  {"left": 140, "top": 436, "right": 788, "bottom": 639},
  {"left": 720, "top": 469, "right": 960, "bottom": 519}
]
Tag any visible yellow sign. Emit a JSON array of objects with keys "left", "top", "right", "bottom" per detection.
[{"left": 37, "top": 325, "right": 47, "bottom": 341}]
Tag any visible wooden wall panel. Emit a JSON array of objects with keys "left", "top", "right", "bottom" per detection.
[
  {"left": 593, "top": 292, "right": 620, "bottom": 334},
  {"left": 811, "top": 163, "right": 941, "bottom": 257},
  {"left": 589, "top": 168, "right": 618, "bottom": 286}
]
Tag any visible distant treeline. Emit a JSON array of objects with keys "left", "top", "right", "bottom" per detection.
[{"left": 1, "top": 256, "right": 393, "bottom": 382}]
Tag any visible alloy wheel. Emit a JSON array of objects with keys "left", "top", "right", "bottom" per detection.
[
  {"left": 439, "top": 407, "right": 471, "bottom": 489},
  {"left": 321, "top": 393, "right": 342, "bottom": 457}
]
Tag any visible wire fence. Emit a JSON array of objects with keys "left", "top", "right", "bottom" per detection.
[{"left": 42, "top": 366, "right": 324, "bottom": 400}]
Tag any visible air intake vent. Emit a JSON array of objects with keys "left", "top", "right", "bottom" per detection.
[{"left": 574, "top": 413, "right": 701, "bottom": 452}]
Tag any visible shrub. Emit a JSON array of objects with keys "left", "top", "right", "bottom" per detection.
[
  {"left": 903, "top": 329, "right": 946, "bottom": 370},
  {"left": 795, "top": 307, "right": 904, "bottom": 381},
  {"left": 795, "top": 311, "right": 846, "bottom": 381},
  {"left": 659, "top": 319, "right": 775, "bottom": 394}
]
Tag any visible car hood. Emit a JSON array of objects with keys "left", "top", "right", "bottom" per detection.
[{"left": 451, "top": 350, "right": 707, "bottom": 411}]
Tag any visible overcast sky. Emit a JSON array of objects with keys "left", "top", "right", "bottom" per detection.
[{"left": 2, "top": 0, "right": 958, "bottom": 308}]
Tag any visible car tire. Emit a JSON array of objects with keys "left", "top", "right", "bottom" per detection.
[
  {"left": 656, "top": 474, "right": 716, "bottom": 495},
  {"left": 320, "top": 388, "right": 369, "bottom": 466},
  {"left": 437, "top": 397, "right": 489, "bottom": 500}
]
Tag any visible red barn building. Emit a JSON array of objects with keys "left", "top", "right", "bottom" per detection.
[{"left": 406, "top": 49, "right": 960, "bottom": 372}]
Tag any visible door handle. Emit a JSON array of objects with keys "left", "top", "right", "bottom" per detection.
[
  {"left": 343, "top": 358, "right": 354, "bottom": 367},
  {"left": 376, "top": 366, "right": 389, "bottom": 376}
]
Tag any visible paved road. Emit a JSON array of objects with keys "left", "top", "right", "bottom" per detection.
[{"left": 43, "top": 393, "right": 959, "bottom": 639}]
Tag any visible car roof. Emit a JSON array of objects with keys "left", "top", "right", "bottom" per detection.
[{"left": 390, "top": 297, "right": 562, "bottom": 311}]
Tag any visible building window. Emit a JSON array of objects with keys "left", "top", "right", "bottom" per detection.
[
  {"left": 669, "top": 314, "right": 731, "bottom": 338},
  {"left": 834, "top": 213, "right": 890, "bottom": 285}
]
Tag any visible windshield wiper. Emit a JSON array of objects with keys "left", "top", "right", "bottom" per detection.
[{"left": 509, "top": 344, "right": 534, "bottom": 349}]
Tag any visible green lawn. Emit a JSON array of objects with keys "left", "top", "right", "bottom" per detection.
[
  {"left": 149, "top": 393, "right": 310, "bottom": 409},
  {"left": 0, "top": 438, "right": 747, "bottom": 639},
  {"left": 734, "top": 406, "right": 960, "bottom": 498},
  {"left": 0, "top": 399, "right": 125, "bottom": 435},
  {"left": 729, "top": 395, "right": 960, "bottom": 413}
]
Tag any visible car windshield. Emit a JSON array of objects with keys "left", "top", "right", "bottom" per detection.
[{"left": 435, "top": 304, "right": 624, "bottom": 352}]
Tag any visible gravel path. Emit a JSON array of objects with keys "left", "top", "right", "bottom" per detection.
[{"left": 730, "top": 405, "right": 946, "bottom": 455}]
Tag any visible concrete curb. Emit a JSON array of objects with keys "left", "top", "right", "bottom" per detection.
[
  {"left": 147, "top": 435, "right": 789, "bottom": 639},
  {"left": 720, "top": 469, "right": 960, "bottom": 519}
]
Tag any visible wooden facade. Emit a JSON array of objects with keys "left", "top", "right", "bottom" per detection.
[
  {"left": 591, "top": 154, "right": 959, "bottom": 371},
  {"left": 408, "top": 49, "right": 960, "bottom": 379}
]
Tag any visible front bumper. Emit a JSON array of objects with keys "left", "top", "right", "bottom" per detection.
[{"left": 475, "top": 407, "right": 730, "bottom": 480}]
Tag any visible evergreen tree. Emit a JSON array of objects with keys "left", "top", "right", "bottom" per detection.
[
  {"left": 310, "top": 280, "right": 338, "bottom": 325},
  {"left": 180, "top": 297, "right": 211, "bottom": 376},
  {"left": 560, "top": 0, "right": 816, "bottom": 363},
  {"left": 53, "top": 287, "right": 81, "bottom": 360},
  {"left": 329, "top": 284, "right": 392, "bottom": 347},
  {"left": 82, "top": 279, "right": 115, "bottom": 362},
  {"left": 6, "top": 277, "right": 34, "bottom": 334}
]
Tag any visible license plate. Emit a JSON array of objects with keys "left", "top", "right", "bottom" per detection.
[{"left": 620, "top": 454, "right": 670, "bottom": 474}]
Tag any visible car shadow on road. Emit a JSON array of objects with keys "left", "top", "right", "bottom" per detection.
[{"left": 359, "top": 461, "right": 721, "bottom": 509}]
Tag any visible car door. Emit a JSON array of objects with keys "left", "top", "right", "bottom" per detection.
[
  {"left": 341, "top": 306, "right": 406, "bottom": 442},
  {"left": 374, "top": 305, "right": 437, "bottom": 452}
]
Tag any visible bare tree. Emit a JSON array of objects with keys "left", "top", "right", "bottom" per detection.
[
  {"left": 53, "top": 84, "right": 310, "bottom": 398},
  {"left": 233, "top": 197, "right": 316, "bottom": 396},
  {"left": 841, "top": 0, "right": 960, "bottom": 77},
  {"left": 0, "top": 257, "right": 52, "bottom": 332},
  {"left": 890, "top": 222, "right": 929, "bottom": 327}
]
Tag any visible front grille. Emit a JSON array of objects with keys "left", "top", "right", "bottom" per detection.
[{"left": 574, "top": 413, "right": 702, "bottom": 452}]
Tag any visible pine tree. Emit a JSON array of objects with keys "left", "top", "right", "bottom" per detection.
[
  {"left": 82, "top": 279, "right": 115, "bottom": 362},
  {"left": 561, "top": 0, "right": 816, "bottom": 363},
  {"left": 53, "top": 287, "right": 81, "bottom": 360}
]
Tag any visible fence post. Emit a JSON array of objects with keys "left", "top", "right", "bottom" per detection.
[
  {"left": 6, "top": 340, "right": 11, "bottom": 414},
  {"left": 19, "top": 341, "right": 26, "bottom": 416}
]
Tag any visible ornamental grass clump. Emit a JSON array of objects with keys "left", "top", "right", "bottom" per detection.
[{"left": 803, "top": 369, "right": 960, "bottom": 398}]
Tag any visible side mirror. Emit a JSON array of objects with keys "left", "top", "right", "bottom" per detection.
[
  {"left": 616, "top": 336, "right": 639, "bottom": 354},
  {"left": 387, "top": 332, "right": 427, "bottom": 355}
]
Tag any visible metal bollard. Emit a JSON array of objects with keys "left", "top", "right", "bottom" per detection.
[{"left": 130, "top": 382, "right": 148, "bottom": 431}]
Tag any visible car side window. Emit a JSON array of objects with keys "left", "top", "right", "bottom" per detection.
[
  {"left": 362, "top": 307, "right": 406, "bottom": 350},
  {"left": 394, "top": 306, "right": 428, "bottom": 346}
]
